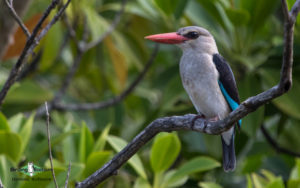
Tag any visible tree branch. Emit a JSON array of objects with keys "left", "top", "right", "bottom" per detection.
[
  {"left": 0, "top": 0, "right": 71, "bottom": 107},
  {"left": 4, "top": 0, "right": 31, "bottom": 38},
  {"left": 75, "top": 0, "right": 300, "bottom": 187},
  {"left": 45, "top": 102, "right": 58, "bottom": 188},
  {"left": 0, "top": 0, "right": 31, "bottom": 59},
  {"left": 291, "top": 0, "right": 300, "bottom": 21},
  {"left": 261, "top": 124, "right": 300, "bottom": 157}
]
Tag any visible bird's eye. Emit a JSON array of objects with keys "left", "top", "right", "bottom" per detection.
[{"left": 184, "top": 31, "right": 199, "bottom": 39}]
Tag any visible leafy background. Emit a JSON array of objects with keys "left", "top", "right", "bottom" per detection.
[{"left": 1, "top": 0, "right": 300, "bottom": 187}]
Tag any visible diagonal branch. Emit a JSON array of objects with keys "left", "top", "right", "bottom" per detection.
[
  {"left": 54, "top": 44, "right": 159, "bottom": 111},
  {"left": 291, "top": 0, "right": 300, "bottom": 21},
  {"left": 261, "top": 124, "right": 300, "bottom": 157},
  {"left": 0, "top": 0, "right": 71, "bottom": 107},
  {"left": 4, "top": 0, "right": 31, "bottom": 38},
  {"left": 75, "top": 0, "right": 300, "bottom": 187},
  {"left": 0, "top": 0, "right": 31, "bottom": 59}
]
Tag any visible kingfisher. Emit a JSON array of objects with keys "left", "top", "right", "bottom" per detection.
[{"left": 145, "top": 26, "right": 241, "bottom": 172}]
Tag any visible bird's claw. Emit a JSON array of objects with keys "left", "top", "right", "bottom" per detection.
[
  {"left": 192, "top": 115, "right": 220, "bottom": 131},
  {"left": 208, "top": 116, "right": 219, "bottom": 122},
  {"left": 191, "top": 114, "right": 206, "bottom": 130}
]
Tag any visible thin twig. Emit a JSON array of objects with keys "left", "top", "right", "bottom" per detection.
[
  {"left": 5, "top": 0, "right": 31, "bottom": 38},
  {"left": 35, "top": 17, "right": 86, "bottom": 117},
  {"left": 17, "top": 51, "right": 42, "bottom": 81},
  {"left": 83, "top": 0, "right": 127, "bottom": 51},
  {"left": 261, "top": 125, "right": 300, "bottom": 157},
  {"left": 27, "top": 0, "right": 72, "bottom": 56},
  {"left": 64, "top": 162, "right": 71, "bottom": 188},
  {"left": 291, "top": 0, "right": 300, "bottom": 22},
  {"left": 54, "top": 52, "right": 83, "bottom": 103},
  {"left": 75, "top": 0, "right": 300, "bottom": 187},
  {"left": 0, "top": 0, "right": 71, "bottom": 107},
  {"left": 45, "top": 102, "right": 59, "bottom": 188},
  {"left": 281, "top": 0, "right": 290, "bottom": 21},
  {"left": 55, "top": 44, "right": 159, "bottom": 111}
]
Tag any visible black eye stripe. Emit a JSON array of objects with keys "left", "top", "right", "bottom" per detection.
[{"left": 184, "top": 31, "right": 199, "bottom": 39}]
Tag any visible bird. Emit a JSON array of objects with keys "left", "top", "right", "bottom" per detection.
[{"left": 145, "top": 26, "right": 241, "bottom": 172}]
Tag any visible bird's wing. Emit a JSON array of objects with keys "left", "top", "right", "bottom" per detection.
[{"left": 212, "top": 54, "right": 241, "bottom": 127}]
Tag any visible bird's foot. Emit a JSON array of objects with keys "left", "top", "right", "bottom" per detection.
[
  {"left": 207, "top": 116, "right": 219, "bottom": 122},
  {"left": 192, "top": 115, "right": 220, "bottom": 131},
  {"left": 191, "top": 114, "right": 206, "bottom": 130}
]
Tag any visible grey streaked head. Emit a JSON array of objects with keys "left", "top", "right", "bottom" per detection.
[{"left": 176, "top": 26, "right": 218, "bottom": 54}]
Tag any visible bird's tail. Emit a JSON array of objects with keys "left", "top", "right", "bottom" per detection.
[{"left": 221, "top": 132, "right": 236, "bottom": 172}]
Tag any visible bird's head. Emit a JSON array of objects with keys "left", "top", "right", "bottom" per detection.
[{"left": 145, "top": 26, "right": 218, "bottom": 54}]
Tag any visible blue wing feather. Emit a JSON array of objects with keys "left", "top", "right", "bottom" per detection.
[
  {"left": 213, "top": 54, "right": 241, "bottom": 127},
  {"left": 218, "top": 81, "right": 242, "bottom": 127}
]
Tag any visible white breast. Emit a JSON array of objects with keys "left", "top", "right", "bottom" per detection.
[{"left": 179, "top": 51, "right": 230, "bottom": 119}]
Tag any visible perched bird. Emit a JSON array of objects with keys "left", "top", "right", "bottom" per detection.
[{"left": 145, "top": 26, "right": 241, "bottom": 172}]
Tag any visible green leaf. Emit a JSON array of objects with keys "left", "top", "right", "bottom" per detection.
[
  {"left": 62, "top": 122, "right": 78, "bottom": 162},
  {"left": 247, "top": 174, "right": 253, "bottom": 188},
  {"left": 150, "top": 133, "right": 181, "bottom": 173},
  {"left": 225, "top": 8, "right": 250, "bottom": 26},
  {"left": 44, "top": 158, "right": 66, "bottom": 170},
  {"left": 0, "top": 112, "right": 10, "bottom": 131},
  {"left": 154, "top": 0, "right": 179, "bottom": 15},
  {"left": 195, "top": 0, "right": 232, "bottom": 31},
  {"left": 261, "top": 169, "right": 277, "bottom": 181},
  {"left": 0, "top": 155, "right": 18, "bottom": 188},
  {"left": 107, "top": 135, "right": 147, "bottom": 179},
  {"left": 0, "top": 131, "right": 22, "bottom": 162},
  {"left": 288, "top": 180, "right": 300, "bottom": 188},
  {"left": 83, "top": 151, "right": 112, "bottom": 177},
  {"left": 169, "top": 156, "right": 220, "bottom": 182},
  {"left": 297, "top": 159, "right": 300, "bottom": 179},
  {"left": 40, "top": 21, "right": 63, "bottom": 71},
  {"left": 19, "top": 113, "right": 35, "bottom": 159},
  {"left": 8, "top": 113, "right": 23, "bottom": 133},
  {"left": 84, "top": 6, "right": 109, "bottom": 42},
  {"left": 199, "top": 182, "right": 223, "bottom": 188},
  {"left": 93, "top": 123, "right": 111, "bottom": 152},
  {"left": 174, "top": 0, "right": 188, "bottom": 19},
  {"left": 29, "top": 129, "right": 79, "bottom": 161},
  {"left": 161, "top": 170, "right": 188, "bottom": 188},
  {"left": 251, "top": 173, "right": 268, "bottom": 188},
  {"left": 242, "top": 154, "right": 263, "bottom": 173},
  {"left": 266, "top": 177, "right": 285, "bottom": 188},
  {"left": 242, "top": 0, "right": 279, "bottom": 30},
  {"left": 289, "top": 159, "right": 300, "bottom": 180},
  {"left": 79, "top": 122, "right": 95, "bottom": 163},
  {"left": 20, "top": 167, "right": 64, "bottom": 188},
  {"left": 4, "top": 80, "right": 52, "bottom": 110},
  {"left": 260, "top": 69, "right": 300, "bottom": 119},
  {"left": 133, "top": 177, "right": 151, "bottom": 188}
]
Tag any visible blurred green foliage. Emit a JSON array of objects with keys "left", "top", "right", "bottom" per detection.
[{"left": 1, "top": 0, "right": 300, "bottom": 187}]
